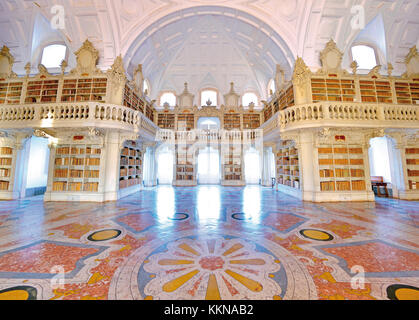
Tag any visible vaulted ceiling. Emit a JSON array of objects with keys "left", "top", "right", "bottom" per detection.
[{"left": 0, "top": 0, "right": 418, "bottom": 101}]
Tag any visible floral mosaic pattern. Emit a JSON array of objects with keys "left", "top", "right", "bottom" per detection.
[{"left": 142, "top": 237, "right": 282, "bottom": 300}]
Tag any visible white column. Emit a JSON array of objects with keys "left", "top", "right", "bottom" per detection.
[
  {"left": 103, "top": 130, "right": 122, "bottom": 201},
  {"left": 299, "top": 131, "right": 318, "bottom": 201}
]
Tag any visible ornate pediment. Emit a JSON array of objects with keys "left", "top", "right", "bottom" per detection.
[
  {"left": 367, "top": 65, "right": 382, "bottom": 78},
  {"left": 275, "top": 64, "right": 285, "bottom": 91},
  {"left": 107, "top": 55, "right": 127, "bottom": 83},
  {"left": 130, "top": 64, "right": 144, "bottom": 95},
  {"left": 292, "top": 57, "right": 311, "bottom": 85},
  {"left": 223, "top": 82, "right": 240, "bottom": 108},
  {"left": 317, "top": 40, "right": 348, "bottom": 75},
  {"left": 403, "top": 46, "right": 419, "bottom": 79},
  {"left": 178, "top": 82, "right": 195, "bottom": 108},
  {"left": 0, "top": 45, "right": 17, "bottom": 79},
  {"left": 36, "top": 64, "right": 52, "bottom": 78},
  {"left": 70, "top": 39, "right": 102, "bottom": 76}
]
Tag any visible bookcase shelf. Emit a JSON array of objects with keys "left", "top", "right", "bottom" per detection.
[
  {"left": 223, "top": 145, "right": 243, "bottom": 182},
  {"left": 24, "top": 80, "right": 59, "bottom": 103},
  {"left": 243, "top": 113, "right": 260, "bottom": 129},
  {"left": 311, "top": 77, "right": 356, "bottom": 103},
  {"left": 318, "top": 144, "right": 366, "bottom": 192},
  {"left": 0, "top": 147, "right": 13, "bottom": 191},
  {"left": 177, "top": 113, "right": 195, "bottom": 131},
  {"left": 224, "top": 113, "right": 241, "bottom": 130},
  {"left": 405, "top": 148, "right": 419, "bottom": 190},
  {"left": 0, "top": 81, "right": 23, "bottom": 104},
  {"left": 175, "top": 145, "right": 195, "bottom": 182},
  {"left": 157, "top": 112, "right": 175, "bottom": 129},
  {"left": 61, "top": 78, "right": 107, "bottom": 103},
  {"left": 359, "top": 80, "right": 393, "bottom": 103},
  {"left": 276, "top": 140, "right": 300, "bottom": 189},
  {"left": 395, "top": 80, "right": 419, "bottom": 105},
  {"left": 119, "top": 141, "right": 143, "bottom": 190},
  {"left": 53, "top": 144, "right": 102, "bottom": 192}
]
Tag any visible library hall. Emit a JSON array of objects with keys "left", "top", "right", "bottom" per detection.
[{"left": 0, "top": 0, "right": 418, "bottom": 302}]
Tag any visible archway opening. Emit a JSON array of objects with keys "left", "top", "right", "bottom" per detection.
[
  {"left": 369, "top": 137, "right": 393, "bottom": 197},
  {"left": 197, "top": 146, "right": 221, "bottom": 184},
  {"left": 157, "top": 146, "right": 174, "bottom": 185},
  {"left": 245, "top": 147, "right": 261, "bottom": 184}
]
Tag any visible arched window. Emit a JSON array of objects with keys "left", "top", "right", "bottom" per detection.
[
  {"left": 159, "top": 92, "right": 177, "bottom": 107},
  {"left": 351, "top": 45, "right": 378, "bottom": 70},
  {"left": 201, "top": 89, "right": 217, "bottom": 107},
  {"left": 268, "top": 79, "right": 276, "bottom": 96},
  {"left": 143, "top": 79, "right": 150, "bottom": 96},
  {"left": 242, "top": 92, "right": 259, "bottom": 107},
  {"left": 41, "top": 44, "right": 67, "bottom": 68}
]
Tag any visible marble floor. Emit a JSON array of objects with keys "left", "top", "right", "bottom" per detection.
[{"left": 0, "top": 185, "right": 418, "bottom": 300}]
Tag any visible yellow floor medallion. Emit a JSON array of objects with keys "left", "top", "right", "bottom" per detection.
[
  {"left": 299, "top": 229, "right": 334, "bottom": 241},
  {"left": 88, "top": 229, "right": 121, "bottom": 242}
]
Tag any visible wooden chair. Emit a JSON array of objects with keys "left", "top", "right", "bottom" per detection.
[{"left": 371, "top": 176, "right": 389, "bottom": 197}]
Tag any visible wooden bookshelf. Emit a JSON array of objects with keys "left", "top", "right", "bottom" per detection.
[
  {"left": 25, "top": 80, "right": 59, "bottom": 103},
  {"left": 0, "top": 147, "right": 13, "bottom": 191},
  {"left": 53, "top": 144, "right": 101, "bottom": 192},
  {"left": 157, "top": 112, "right": 176, "bottom": 129},
  {"left": 395, "top": 80, "right": 419, "bottom": 105},
  {"left": 276, "top": 140, "right": 300, "bottom": 189},
  {"left": 223, "top": 145, "right": 243, "bottom": 182},
  {"left": 311, "top": 77, "right": 356, "bottom": 103},
  {"left": 263, "top": 104, "right": 273, "bottom": 123},
  {"left": 61, "top": 78, "right": 107, "bottom": 103},
  {"left": 175, "top": 145, "right": 195, "bottom": 182},
  {"left": 406, "top": 148, "right": 419, "bottom": 190},
  {"left": 119, "top": 141, "right": 143, "bottom": 190},
  {"left": 177, "top": 113, "right": 195, "bottom": 131},
  {"left": 318, "top": 143, "right": 366, "bottom": 192},
  {"left": 0, "top": 81, "right": 23, "bottom": 104},
  {"left": 243, "top": 113, "right": 260, "bottom": 129},
  {"left": 359, "top": 80, "right": 393, "bottom": 103},
  {"left": 224, "top": 113, "right": 241, "bottom": 130}
]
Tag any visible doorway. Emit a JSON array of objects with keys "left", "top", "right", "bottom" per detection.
[
  {"left": 197, "top": 146, "right": 221, "bottom": 184},
  {"left": 157, "top": 146, "right": 174, "bottom": 185},
  {"left": 244, "top": 147, "right": 261, "bottom": 184}
]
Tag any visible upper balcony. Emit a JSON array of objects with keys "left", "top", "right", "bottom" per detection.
[{"left": 0, "top": 41, "right": 159, "bottom": 140}]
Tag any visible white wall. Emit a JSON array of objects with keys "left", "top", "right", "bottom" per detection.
[
  {"left": 26, "top": 137, "right": 50, "bottom": 188},
  {"left": 369, "top": 137, "right": 392, "bottom": 183}
]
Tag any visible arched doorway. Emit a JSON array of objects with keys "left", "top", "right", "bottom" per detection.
[
  {"left": 156, "top": 146, "right": 174, "bottom": 185},
  {"left": 197, "top": 146, "right": 221, "bottom": 184},
  {"left": 244, "top": 147, "right": 261, "bottom": 184}
]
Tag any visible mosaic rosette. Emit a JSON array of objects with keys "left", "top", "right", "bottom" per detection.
[{"left": 141, "top": 237, "right": 283, "bottom": 300}]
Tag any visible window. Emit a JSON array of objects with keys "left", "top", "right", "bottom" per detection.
[
  {"left": 268, "top": 79, "right": 276, "bottom": 96},
  {"left": 351, "top": 45, "right": 377, "bottom": 70},
  {"left": 143, "top": 79, "right": 150, "bottom": 95},
  {"left": 201, "top": 89, "right": 217, "bottom": 106},
  {"left": 242, "top": 92, "right": 258, "bottom": 107},
  {"left": 41, "top": 44, "right": 67, "bottom": 68},
  {"left": 160, "top": 92, "right": 176, "bottom": 107}
]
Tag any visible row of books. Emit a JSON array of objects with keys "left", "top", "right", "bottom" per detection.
[
  {"left": 52, "top": 181, "right": 99, "bottom": 192},
  {"left": 319, "top": 158, "right": 364, "bottom": 166},
  {"left": 120, "top": 158, "right": 141, "bottom": 166},
  {"left": 0, "top": 168, "right": 10, "bottom": 177},
  {"left": 406, "top": 148, "right": 419, "bottom": 154},
  {"left": 408, "top": 180, "right": 418, "bottom": 190},
  {"left": 177, "top": 166, "right": 194, "bottom": 173},
  {"left": 119, "top": 178, "right": 141, "bottom": 189},
  {"left": 0, "top": 181, "right": 9, "bottom": 190},
  {"left": 0, "top": 158, "right": 12, "bottom": 166},
  {"left": 0, "top": 147, "right": 13, "bottom": 155},
  {"left": 224, "top": 174, "right": 242, "bottom": 181},
  {"left": 406, "top": 159, "right": 419, "bottom": 165},
  {"left": 176, "top": 174, "right": 194, "bottom": 180},
  {"left": 318, "top": 147, "right": 363, "bottom": 154},
  {"left": 407, "top": 169, "right": 419, "bottom": 177}
]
